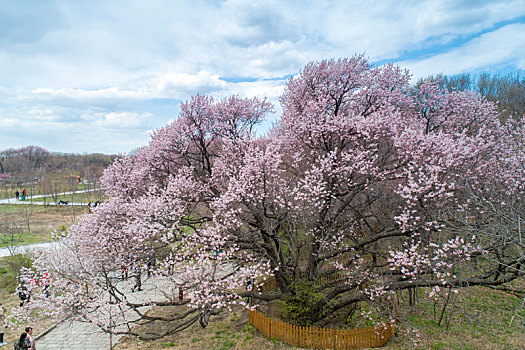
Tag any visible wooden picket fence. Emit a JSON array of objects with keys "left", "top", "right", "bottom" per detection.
[{"left": 249, "top": 309, "right": 396, "bottom": 349}]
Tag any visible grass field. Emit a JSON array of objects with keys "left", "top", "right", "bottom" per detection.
[
  {"left": 0, "top": 202, "right": 89, "bottom": 345},
  {"left": 0, "top": 204, "right": 88, "bottom": 248}
]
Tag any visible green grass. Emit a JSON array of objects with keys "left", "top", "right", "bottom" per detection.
[
  {"left": 0, "top": 254, "right": 32, "bottom": 295},
  {"left": 0, "top": 231, "right": 53, "bottom": 248},
  {"left": 0, "top": 203, "right": 42, "bottom": 213},
  {"left": 0, "top": 183, "right": 49, "bottom": 199},
  {"left": 389, "top": 286, "right": 525, "bottom": 349}
]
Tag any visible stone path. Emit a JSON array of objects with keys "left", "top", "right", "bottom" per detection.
[
  {"left": 36, "top": 274, "right": 178, "bottom": 349},
  {"left": 35, "top": 263, "right": 234, "bottom": 349},
  {"left": 37, "top": 321, "right": 119, "bottom": 349}
]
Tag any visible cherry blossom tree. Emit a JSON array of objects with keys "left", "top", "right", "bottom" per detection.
[
  {"left": 20, "top": 95, "right": 274, "bottom": 340},
  {"left": 22, "top": 56, "right": 525, "bottom": 337},
  {"left": 270, "top": 57, "right": 525, "bottom": 322}
]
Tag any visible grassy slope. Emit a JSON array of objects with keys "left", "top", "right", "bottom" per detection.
[
  {"left": 115, "top": 286, "right": 525, "bottom": 350},
  {"left": 385, "top": 286, "right": 525, "bottom": 349},
  {"left": 116, "top": 306, "right": 294, "bottom": 350},
  {"left": 0, "top": 256, "right": 56, "bottom": 345}
]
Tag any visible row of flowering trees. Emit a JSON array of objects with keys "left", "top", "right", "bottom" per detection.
[{"left": 22, "top": 55, "right": 525, "bottom": 339}]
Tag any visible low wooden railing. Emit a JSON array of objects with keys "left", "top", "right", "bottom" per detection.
[{"left": 249, "top": 309, "right": 396, "bottom": 349}]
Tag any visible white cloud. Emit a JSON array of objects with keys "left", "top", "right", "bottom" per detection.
[
  {"left": 156, "top": 71, "right": 228, "bottom": 97},
  {"left": 400, "top": 23, "right": 525, "bottom": 79},
  {"left": 93, "top": 112, "right": 153, "bottom": 129},
  {"left": 0, "top": 118, "right": 19, "bottom": 127},
  {"left": 0, "top": 0, "right": 523, "bottom": 153},
  {"left": 221, "top": 79, "right": 286, "bottom": 106},
  {"left": 29, "top": 87, "right": 149, "bottom": 101}
]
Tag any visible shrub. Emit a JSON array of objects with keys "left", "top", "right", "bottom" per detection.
[{"left": 285, "top": 280, "right": 329, "bottom": 326}]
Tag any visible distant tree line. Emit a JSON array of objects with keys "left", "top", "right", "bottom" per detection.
[
  {"left": 0, "top": 145, "right": 116, "bottom": 184},
  {"left": 416, "top": 70, "right": 525, "bottom": 119}
]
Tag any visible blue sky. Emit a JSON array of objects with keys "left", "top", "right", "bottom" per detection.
[{"left": 0, "top": 0, "right": 524, "bottom": 154}]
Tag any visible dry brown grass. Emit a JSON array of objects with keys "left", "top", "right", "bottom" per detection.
[
  {"left": 0, "top": 204, "right": 88, "bottom": 246},
  {"left": 115, "top": 306, "right": 295, "bottom": 350}
]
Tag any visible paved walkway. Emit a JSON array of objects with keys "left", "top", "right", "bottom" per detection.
[
  {"left": 0, "top": 241, "right": 56, "bottom": 258},
  {"left": 35, "top": 264, "right": 234, "bottom": 349},
  {"left": 0, "top": 188, "right": 99, "bottom": 205},
  {"left": 36, "top": 274, "right": 178, "bottom": 349},
  {"left": 37, "top": 321, "right": 119, "bottom": 349}
]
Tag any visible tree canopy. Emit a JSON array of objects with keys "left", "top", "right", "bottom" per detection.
[{"left": 23, "top": 55, "right": 525, "bottom": 338}]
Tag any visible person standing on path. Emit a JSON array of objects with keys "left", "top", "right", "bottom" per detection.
[
  {"left": 24, "top": 327, "right": 34, "bottom": 350},
  {"left": 0, "top": 303, "right": 7, "bottom": 346},
  {"left": 15, "top": 190, "right": 19, "bottom": 200},
  {"left": 18, "top": 284, "right": 29, "bottom": 307},
  {"left": 147, "top": 255, "right": 156, "bottom": 278},
  {"left": 131, "top": 265, "right": 142, "bottom": 292},
  {"left": 40, "top": 273, "right": 50, "bottom": 298},
  {"left": 167, "top": 251, "right": 174, "bottom": 275},
  {"left": 21, "top": 189, "right": 26, "bottom": 202},
  {"left": 121, "top": 264, "right": 128, "bottom": 281}
]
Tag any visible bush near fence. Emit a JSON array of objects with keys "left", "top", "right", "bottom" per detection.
[{"left": 249, "top": 309, "right": 396, "bottom": 349}]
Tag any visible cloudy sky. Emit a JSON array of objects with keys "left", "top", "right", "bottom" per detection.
[{"left": 0, "top": 0, "right": 524, "bottom": 154}]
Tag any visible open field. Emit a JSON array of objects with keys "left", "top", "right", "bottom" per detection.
[{"left": 0, "top": 204, "right": 88, "bottom": 247}]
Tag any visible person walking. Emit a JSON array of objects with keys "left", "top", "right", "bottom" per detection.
[
  {"left": 18, "top": 284, "right": 29, "bottom": 307},
  {"left": 24, "top": 327, "right": 35, "bottom": 350},
  {"left": 0, "top": 303, "right": 7, "bottom": 346},
  {"left": 121, "top": 264, "right": 128, "bottom": 281},
  {"left": 13, "top": 333, "right": 29, "bottom": 350},
  {"left": 20, "top": 189, "right": 26, "bottom": 202},
  {"left": 40, "top": 273, "right": 50, "bottom": 298},
  {"left": 167, "top": 251, "right": 174, "bottom": 276},
  {"left": 15, "top": 190, "right": 19, "bottom": 200},
  {"left": 147, "top": 256, "right": 156, "bottom": 278},
  {"left": 131, "top": 265, "right": 142, "bottom": 292}
]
